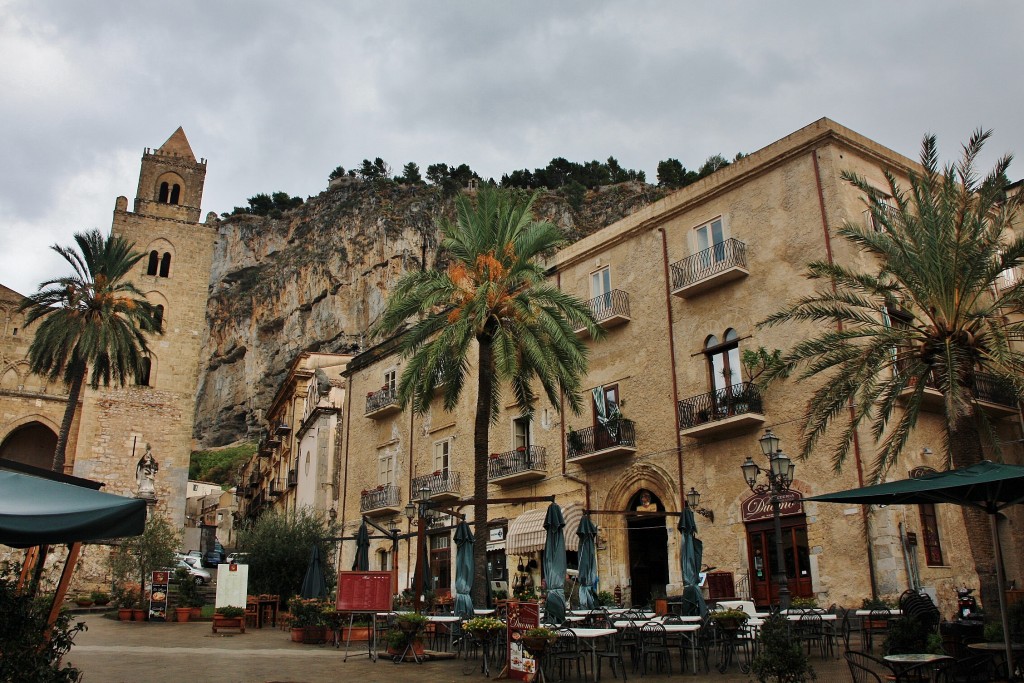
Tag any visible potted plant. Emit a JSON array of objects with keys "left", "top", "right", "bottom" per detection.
[
  {"left": 115, "top": 588, "right": 137, "bottom": 621},
  {"left": 464, "top": 616, "right": 504, "bottom": 640},
  {"left": 710, "top": 608, "right": 749, "bottom": 633},
  {"left": 174, "top": 567, "right": 201, "bottom": 622},
  {"left": 749, "top": 611, "right": 816, "bottom": 683},
  {"left": 212, "top": 605, "right": 246, "bottom": 633},
  {"left": 288, "top": 597, "right": 326, "bottom": 643},
  {"left": 567, "top": 427, "right": 583, "bottom": 455},
  {"left": 521, "top": 626, "right": 557, "bottom": 654},
  {"left": 74, "top": 594, "right": 93, "bottom": 607},
  {"left": 91, "top": 590, "right": 111, "bottom": 606},
  {"left": 790, "top": 596, "right": 818, "bottom": 610},
  {"left": 388, "top": 613, "right": 428, "bottom": 660}
]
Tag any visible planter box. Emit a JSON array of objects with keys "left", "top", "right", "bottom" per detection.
[
  {"left": 339, "top": 626, "right": 371, "bottom": 642},
  {"left": 303, "top": 625, "right": 327, "bottom": 644},
  {"left": 212, "top": 615, "right": 246, "bottom": 633},
  {"left": 291, "top": 627, "right": 305, "bottom": 642}
]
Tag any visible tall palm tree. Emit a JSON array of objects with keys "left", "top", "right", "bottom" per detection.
[
  {"left": 761, "top": 129, "right": 1024, "bottom": 610},
  {"left": 374, "top": 187, "right": 601, "bottom": 605},
  {"left": 19, "top": 229, "right": 161, "bottom": 472}
]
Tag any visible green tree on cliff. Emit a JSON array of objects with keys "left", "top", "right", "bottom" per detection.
[
  {"left": 19, "top": 229, "right": 161, "bottom": 472},
  {"left": 760, "top": 129, "right": 1024, "bottom": 611},
  {"left": 373, "top": 187, "right": 601, "bottom": 605}
]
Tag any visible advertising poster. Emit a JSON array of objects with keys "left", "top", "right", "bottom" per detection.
[
  {"left": 149, "top": 570, "right": 169, "bottom": 621},
  {"left": 215, "top": 562, "right": 249, "bottom": 609},
  {"left": 506, "top": 600, "right": 540, "bottom": 681}
]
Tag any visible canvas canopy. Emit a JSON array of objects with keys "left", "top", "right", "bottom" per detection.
[{"left": 0, "top": 469, "right": 147, "bottom": 548}]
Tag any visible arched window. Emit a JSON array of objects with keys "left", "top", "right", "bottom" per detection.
[
  {"left": 153, "top": 305, "right": 164, "bottom": 330},
  {"left": 158, "top": 182, "right": 169, "bottom": 203},
  {"left": 147, "top": 250, "right": 159, "bottom": 276},
  {"left": 159, "top": 252, "right": 171, "bottom": 278},
  {"left": 705, "top": 328, "right": 741, "bottom": 393},
  {"left": 170, "top": 184, "right": 181, "bottom": 205},
  {"left": 137, "top": 358, "right": 152, "bottom": 387}
]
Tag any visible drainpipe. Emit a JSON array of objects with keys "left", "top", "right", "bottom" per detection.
[
  {"left": 339, "top": 372, "right": 353, "bottom": 574},
  {"left": 811, "top": 149, "right": 879, "bottom": 598},
  {"left": 407, "top": 405, "right": 415, "bottom": 590},
  {"left": 658, "top": 228, "right": 686, "bottom": 506}
]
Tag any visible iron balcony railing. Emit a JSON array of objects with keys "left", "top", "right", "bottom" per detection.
[
  {"left": 248, "top": 469, "right": 260, "bottom": 486},
  {"left": 287, "top": 468, "right": 297, "bottom": 488},
  {"left": 360, "top": 483, "right": 401, "bottom": 512},
  {"left": 269, "top": 479, "right": 281, "bottom": 497},
  {"left": 275, "top": 421, "right": 291, "bottom": 436},
  {"left": 677, "top": 382, "right": 764, "bottom": 429},
  {"left": 365, "top": 386, "right": 399, "bottom": 414},
  {"left": 411, "top": 470, "right": 461, "bottom": 498},
  {"left": 487, "top": 445, "right": 547, "bottom": 479},
  {"left": 670, "top": 238, "right": 748, "bottom": 291},
  {"left": 582, "top": 289, "right": 630, "bottom": 325},
  {"left": 566, "top": 420, "right": 637, "bottom": 459},
  {"left": 895, "top": 360, "right": 1017, "bottom": 408}
]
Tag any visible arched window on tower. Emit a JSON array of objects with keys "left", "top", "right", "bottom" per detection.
[
  {"left": 159, "top": 252, "right": 171, "bottom": 278},
  {"left": 158, "top": 182, "right": 169, "bottom": 203},
  {"left": 147, "top": 250, "right": 159, "bottom": 276},
  {"left": 170, "top": 184, "right": 181, "bottom": 205},
  {"left": 137, "top": 357, "right": 152, "bottom": 387}
]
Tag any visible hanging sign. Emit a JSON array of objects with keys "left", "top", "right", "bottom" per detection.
[
  {"left": 741, "top": 490, "right": 804, "bottom": 522},
  {"left": 507, "top": 600, "right": 540, "bottom": 681},
  {"left": 149, "top": 570, "right": 170, "bottom": 621}
]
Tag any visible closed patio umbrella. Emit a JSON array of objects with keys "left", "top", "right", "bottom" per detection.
[
  {"left": 454, "top": 520, "right": 475, "bottom": 619},
  {"left": 543, "top": 502, "right": 567, "bottom": 624},
  {"left": 576, "top": 514, "right": 598, "bottom": 610},
  {"left": 678, "top": 507, "right": 708, "bottom": 617},
  {"left": 808, "top": 460, "right": 1024, "bottom": 675},
  {"left": 352, "top": 520, "right": 370, "bottom": 571},
  {"left": 300, "top": 544, "right": 328, "bottom": 600}
]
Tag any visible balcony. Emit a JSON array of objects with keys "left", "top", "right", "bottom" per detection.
[
  {"left": 275, "top": 421, "right": 291, "bottom": 436},
  {"left": 670, "top": 238, "right": 749, "bottom": 298},
  {"left": 257, "top": 440, "right": 272, "bottom": 457},
  {"left": 566, "top": 420, "right": 637, "bottom": 465},
  {"left": 574, "top": 290, "right": 631, "bottom": 337},
  {"left": 360, "top": 483, "right": 403, "bottom": 516},
  {"left": 678, "top": 382, "right": 766, "bottom": 438},
  {"left": 287, "top": 468, "right": 297, "bottom": 488},
  {"left": 897, "top": 365, "right": 1019, "bottom": 418},
  {"left": 411, "top": 470, "right": 462, "bottom": 501},
  {"left": 365, "top": 387, "right": 401, "bottom": 418},
  {"left": 266, "top": 435, "right": 281, "bottom": 448},
  {"left": 268, "top": 479, "right": 282, "bottom": 498},
  {"left": 488, "top": 446, "right": 547, "bottom": 485},
  {"left": 248, "top": 469, "right": 260, "bottom": 486}
]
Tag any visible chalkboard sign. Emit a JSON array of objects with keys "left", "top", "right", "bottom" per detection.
[{"left": 336, "top": 571, "right": 392, "bottom": 612}]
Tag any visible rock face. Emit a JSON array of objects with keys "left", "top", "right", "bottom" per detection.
[{"left": 194, "top": 179, "right": 665, "bottom": 447}]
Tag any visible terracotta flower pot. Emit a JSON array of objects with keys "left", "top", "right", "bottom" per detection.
[
  {"left": 132, "top": 609, "right": 146, "bottom": 622},
  {"left": 175, "top": 607, "right": 191, "bottom": 623},
  {"left": 118, "top": 608, "right": 133, "bottom": 621},
  {"left": 190, "top": 607, "right": 201, "bottom": 619},
  {"left": 291, "top": 627, "right": 305, "bottom": 642}
]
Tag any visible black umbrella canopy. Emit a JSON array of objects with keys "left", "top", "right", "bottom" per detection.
[
  {"left": 352, "top": 521, "right": 370, "bottom": 571},
  {"left": 300, "top": 545, "right": 328, "bottom": 600},
  {"left": 808, "top": 460, "right": 1024, "bottom": 673}
]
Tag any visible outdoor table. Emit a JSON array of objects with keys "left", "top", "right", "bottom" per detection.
[
  {"left": 855, "top": 609, "right": 902, "bottom": 616},
  {"left": 474, "top": 609, "right": 495, "bottom": 616},
  {"left": 966, "top": 641, "right": 1024, "bottom": 679},
  {"left": 884, "top": 653, "right": 953, "bottom": 682},
  {"left": 565, "top": 627, "right": 616, "bottom": 683},
  {"left": 785, "top": 612, "right": 837, "bottom": 621},
  {"left": 255, "top": 595, "right": 278, "bottom": 628},
  {"left": 426, "top": 614, "right": 461, "bottom": 651}
]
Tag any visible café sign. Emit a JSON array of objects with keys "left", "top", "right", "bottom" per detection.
[{"left": 741, "top": 490, "right": 804, "bottom": 522}]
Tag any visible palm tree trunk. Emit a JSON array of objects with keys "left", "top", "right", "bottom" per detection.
[
  {"left": 949, "top": 412, "right": 999, "bottom": 616},
  {"left": 52, "top": 365, "right": 85, "bottom": 473},
  {"left": 471, "top": 336, "right": 494, "bottom": 607}
]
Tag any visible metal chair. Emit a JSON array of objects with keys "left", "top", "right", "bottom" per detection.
[
  {"left": 845, "top": 651, "right": 886, "bottom": 683},
  {"left": 552, "top": 628, "right": 589, "bottom": 682},
  {"left": 639, "top": 622, "right": 673, "bottom": 675},
  {"left": 594, "top": 628, "right": 629, "bottom": 681},
  {"left": 863, "top": 609, "right": 893, "bottom": 653}
]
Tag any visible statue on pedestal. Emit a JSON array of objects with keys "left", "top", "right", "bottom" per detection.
[{"left": 136, "top": 444, "right": 158, "bottom": 499}]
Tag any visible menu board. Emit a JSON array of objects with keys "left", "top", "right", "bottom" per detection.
[
  {"left": 507, "top": 600, "right": 540, "bottom": 681},
  {"left": 149, "top": 570, "right": 169, "bottom": 622},
  {"left": 336, "top": 571, "right": 392, "bottom": 612},
  {"left": 215, "top": 563, "right": 249, "bottom": 609}
]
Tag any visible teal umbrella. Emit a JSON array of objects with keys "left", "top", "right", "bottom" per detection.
[
  {"left": 352, "top": 520, "right": 370, "bottom": 571},
  {"left": 454, "top": 521, "right": 475, "bottom": 619},
  {"left": 678, "top": 507, "right": 708, "bottom": 617},
  {"left": 575, "top": 514, "right": 598, "bottom": 610},
  {"left": 300, "top": 544, "right": 328, "bottom": 599},
  {"left": 808, "top": 460, "right": 1024, "bottom": 677},
  {"left": 543, "top": 502, "right": 567, "bottom": 624}
]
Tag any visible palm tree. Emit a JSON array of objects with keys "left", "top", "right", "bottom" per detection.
[
  {"left": 761, "top": 129, "right": 1024, "bottom": 611},
  {"left": 19, "top": 229, "right": 161, "bottom": 472},
  {"left": 374, "top": 187, "right": 601, "bottom": 605}
]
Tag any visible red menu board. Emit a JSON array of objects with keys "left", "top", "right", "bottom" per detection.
[
  {"left": 506, "top": 600, "right": 540, "bottom": 681},
  {"left": 336, "top": 571, "right": 392, "bottom": 612}
]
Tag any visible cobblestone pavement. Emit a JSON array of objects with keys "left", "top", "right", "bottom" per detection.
[{"left": 69, "top": 614, "right": 851, "bottom": 683}]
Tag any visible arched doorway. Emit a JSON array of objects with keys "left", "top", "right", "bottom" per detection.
[
  {"left": 742, "top": 490, "right": 813, "bottom": 606},
  {"left": 627, "top": 488, "right": 669, "bottom": 607},
  {"left": 0, "top": 422, "right": 58, "bottom": 470}
]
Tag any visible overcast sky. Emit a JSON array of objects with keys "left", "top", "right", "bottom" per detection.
[{"left": 2, "top": 1, "right": 1021, "bottom": 296}]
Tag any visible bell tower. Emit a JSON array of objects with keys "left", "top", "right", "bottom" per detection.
[{"left": 70, "top": 127, "right": 217, "bottom": 528}]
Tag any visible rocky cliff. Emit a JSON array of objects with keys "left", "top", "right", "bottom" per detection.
[{"left": 194, "top": 179, "right": 665, "bottom": 447}]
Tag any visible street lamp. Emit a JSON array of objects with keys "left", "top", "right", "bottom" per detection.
[
  {"left": 740, "top": 428, "right": 795, "bottom": 610},
  {"left": 685, "top": 487, "right": 715, "bottom": 523}
]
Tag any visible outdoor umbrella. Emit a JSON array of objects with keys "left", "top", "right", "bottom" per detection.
[
  {"left": 454, "top": 520, "right": 475, "bottom": 619},
  {"left": 807, "top": 460, "right": 1024, "bottom": 674},
  {"left": 352, "top": 520, "right": 370, "bottom": 571},
  {"left": 300, "top": 544, "right": 328, "bottom": 600},
  {"left": 543, "top": 502, "right": 567, "bottom": 624},
  {"left": 678, "top": 507, "right": 708, "bottom": 617},
  {"left": 576, "top": 514, "right": 598, "bottom": 610}
]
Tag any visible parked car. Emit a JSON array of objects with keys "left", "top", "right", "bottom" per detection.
[
  {"left": 174, "top": 553, "right": 203, "bottom": 569},
  {"left": 203, "top": 541, "right": 226, "bottom": 567},
  {"left": 170, "top": 560, "right": 211, "bottom": 585},
  {"left": 226, "top": 552, "right": 249, "bottom": 564}
]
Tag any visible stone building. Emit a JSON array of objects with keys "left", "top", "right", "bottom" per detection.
[
  {"left": 333, "top": 118, "right": 1024, "bottom": 615},
  {"left": 0, "top": 128, "right": 217, "bottom": 529}
]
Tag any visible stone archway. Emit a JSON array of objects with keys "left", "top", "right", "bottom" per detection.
[{"left": 1, "top": 420, "right": 58, "bottom": 469}]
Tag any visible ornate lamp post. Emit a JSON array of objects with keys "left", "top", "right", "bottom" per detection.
[
  {"left": 685, "top": 487, "right": 715, "bottom": 522},
  {"left": 404, "top": 485, "right": 433, "bottom": 612},
  {"left": 740, "top": 428, "right": 795, "bottom": 610}
]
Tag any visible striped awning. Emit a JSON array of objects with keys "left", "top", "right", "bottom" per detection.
[{"left": 506, "top": 503, "right": 585, "bottom": 555}]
